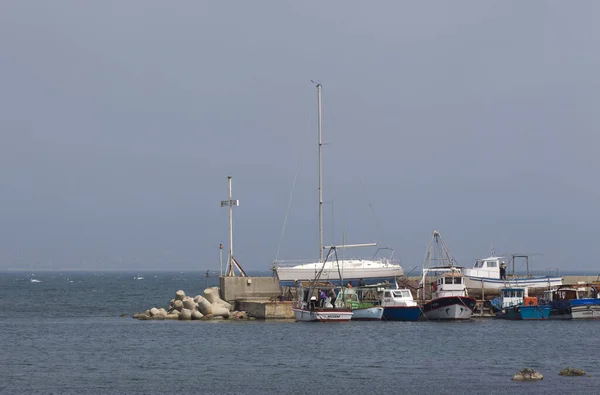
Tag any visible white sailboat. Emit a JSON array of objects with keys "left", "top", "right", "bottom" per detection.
[{"left": 274, "top": 84, "right": 403, "bottom": 287}]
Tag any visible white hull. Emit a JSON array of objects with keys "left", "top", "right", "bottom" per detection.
[
  {"left": 292, "top": 308, "right": 353, "bottom": 322},
  {"left": 277, "top": 262, "right": 403, "bottom": 282},
  {"left": 465, "top": 276, "right": 562, "bottom": 294},
  {"left": 352, "top": 306, "right": 384, "bottom": 321},
  {"left": 424, "top": 303, "right": 473, "bottom": 320},
  {"left": 571, "top": 305, "right": 600, "bottom": 320}
]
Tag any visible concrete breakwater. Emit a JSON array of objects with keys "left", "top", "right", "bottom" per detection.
[{"left": 133, "top": 287, "right": 250, "bottom": 321}]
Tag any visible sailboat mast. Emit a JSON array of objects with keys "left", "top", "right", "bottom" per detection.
[{"left": 317, "top": 83, "right": 324, "bottom": 263}]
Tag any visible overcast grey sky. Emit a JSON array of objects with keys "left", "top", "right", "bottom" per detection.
[{"left": 1, "top": 1, "right": 598, "bottom": 272}]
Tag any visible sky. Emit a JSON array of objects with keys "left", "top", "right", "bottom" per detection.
[{"left": 0, "top": 1, "right": 598, "bottom": 272}]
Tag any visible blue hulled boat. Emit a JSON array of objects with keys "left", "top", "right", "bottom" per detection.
[
  {"left": 380, "top": 288, "right": 421, "bottom": 321},
  {"left": 493, "top": 287, "right": 550, "bottom": 320}
]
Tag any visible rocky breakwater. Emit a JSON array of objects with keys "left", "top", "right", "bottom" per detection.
[{"left": 133, "top": 287, "right": 248, "bottom": 321}]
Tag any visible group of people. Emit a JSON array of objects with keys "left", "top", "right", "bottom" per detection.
[
  {"left": 305, "top": 278, "right": 367, "bottom": 310},
  {"left": 308, "top": 288, "right": 337, "bottom": 309}
]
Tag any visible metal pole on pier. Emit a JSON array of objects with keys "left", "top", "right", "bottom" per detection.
[{"left": 221, "top": 176, "right": 239, "bottom": 276}]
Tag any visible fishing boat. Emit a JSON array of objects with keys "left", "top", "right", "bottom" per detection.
[
  {"left": 544, "top": 284, "right": 600, "bottom": 320},
  {"left": 463, "top": 253, "right": 562, "bottom": 296},
  {"left": 419, "top": 230, "right": 477, "bottom": 320},
  {"left": 493, "top": 287, "right": 551, "bottom": 320},
  {"left": 292, "top": 280, "right": 353, "bottom": 322},
  {"left": 337, "top": 287, "right": 384, "bottom": 321},
  {"left": 380, "top": 288, "right": 421, "bottom": 321}
]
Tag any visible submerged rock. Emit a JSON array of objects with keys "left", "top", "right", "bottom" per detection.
[
  {"left": 560, "top": 367, "right": 586, "bottom": 376},
  {"left": 512, "top": 368, "right": 543, "bottom": 381}
]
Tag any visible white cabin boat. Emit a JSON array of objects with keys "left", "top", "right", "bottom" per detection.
[
  {"left": 422, "top": 268, "right": 477, "bottom": 320},
  {"left": 463, "top": 255, "right": 562, "bottom": 294},
  {"left": 419, "top": 230, "right": 476, "bottom": 320},
  {"left": 380, "top": 288, "right": 421, "bottom": 321}
]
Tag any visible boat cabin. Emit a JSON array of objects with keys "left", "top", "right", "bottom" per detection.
[
  {"left": 544, "top": 287, "right": 582, "bottom": 302},
  {"left": 433, "top": 270, "right": 468, "bottom": 298},
  {"left": 497, "top": 288, "right": 531, "bottom": 309},
  {"left": 380, "top": 289, "right": 417, "bottom": 307},
  {"left": 464, "top": 256, "right": 504, "bottom": 279}
]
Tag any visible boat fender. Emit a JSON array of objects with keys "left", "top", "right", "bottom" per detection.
[{"left": 514, "top": 306, "right": 520, "bottom": 314}]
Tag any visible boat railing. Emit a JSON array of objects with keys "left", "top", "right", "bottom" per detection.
[{"left": 273, "top": 259, "right": 320, "bottom": 268}]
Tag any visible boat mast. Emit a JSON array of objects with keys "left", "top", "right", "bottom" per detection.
[{"left": 317, "top": 83, "right": 324, "bottom": 263}]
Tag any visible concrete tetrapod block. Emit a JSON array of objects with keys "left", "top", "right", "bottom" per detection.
[
  {"left": 179, "top": 308, "right": 192, "bottom": 320},
  {"left": 191, "top": 310, "right": 204, "bottom": 320},
  {"left": 175, "top": 290, "right": 186, "bottom": 301},
  {"left": 211, "top": 305, "right": 230, "bottom": 319},
  {"left": 172, "top": 299, "right": 184, "bottom": 312},
  {"left": 204, "top": 287, "right": 232, "bottom": 311},
  {"left": 182, "top": 296, "right": 197, "bottom": 311},
  {"left": 195, "top": 296, "right": 213, "bottom": 315}
]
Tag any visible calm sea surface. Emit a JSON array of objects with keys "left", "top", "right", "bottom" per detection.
[{"left": 1, "top": 271, "right": 598, "bottom": 395}]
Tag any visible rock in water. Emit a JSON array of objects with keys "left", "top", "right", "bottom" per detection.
[
  {"left": 175, "top": 290, "right": 186, "bottom": 301},
  {"left": 512, "top": 368, "right": 543, "bottom": 381},
  {"left": 560, "top": 367, "right": 586, "bottom": 376}
]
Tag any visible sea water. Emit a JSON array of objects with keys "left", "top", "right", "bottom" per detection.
[{"left": 0, "top": 271, "right": 597, "bottom": 395}]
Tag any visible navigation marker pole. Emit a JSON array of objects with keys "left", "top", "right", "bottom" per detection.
[{"left": 220, "top": 176, "right": 247, "bottom": 277}]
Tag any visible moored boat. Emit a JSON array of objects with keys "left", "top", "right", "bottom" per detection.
[
  {"left": 380, "top": 288, "right": 421, "bottom": 321},
  {"left": 292, "top": 282, "right": 353, "bottom": 322},
  {"left": 493, "top": 287, "right": 550, "bottom": 320},
  {"left": 422, "top": 271, "right": 477, "bottom": 320},
  {"left": 337, "top": 287, "right": 384, "bottom": 321},
  {"left": 463, "top": 254, "right": 562, "bottom": 296},
  {"left": 419, "top": 230, "right": 477, "bottom": 321},
  {"left": 544, "top": 285, "right": 600, "bottom": 320}
]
